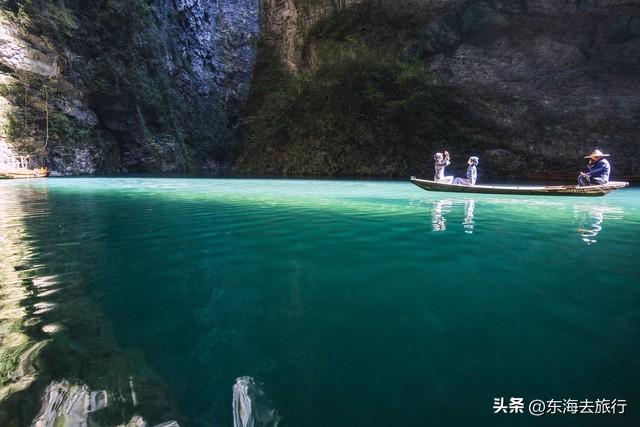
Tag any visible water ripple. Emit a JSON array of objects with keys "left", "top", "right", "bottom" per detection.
[{"left": 0, "top": 178, "right": 638, "bottom": 427}]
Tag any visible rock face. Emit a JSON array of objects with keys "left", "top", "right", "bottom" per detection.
[
  {"left": 260, "top": 0, "right": 364, "bottom": 70},
  {"left": 155, "top": 0, "right": 259, "bottom": 123},
  {"left": 2, "top": 0, "right": 638, "bottom": 178},
  {"left": 238, "top": 0, "right": 640, "bottom": 178},
  {"left": 0, "top": 0, "right": 259, "bottom": 174},
  {"left": 0, "top": 18, "right": 58, "bottom": 77},
  {"left": 422, "top": 0, "right": 640, "bottom": 178}
]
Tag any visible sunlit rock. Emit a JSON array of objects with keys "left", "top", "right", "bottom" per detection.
[
  {"left": 41, "top": 324, "right": 63, "bottom": 334},
  {"left": 0, "top": 17, "right": 58, "bottom": 77}
]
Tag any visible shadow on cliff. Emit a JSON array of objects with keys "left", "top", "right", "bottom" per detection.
[{"left": 236, "top": 0, "right": 640, "bottom": 179}]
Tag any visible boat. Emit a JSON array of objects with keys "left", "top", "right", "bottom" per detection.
[
  {"left": 1, "top": 147, "right": 49, "bottom": 179},
  {"left": 0, "top": 167, "right": 49, "bottom": 179},
  {"left": 410, "top": 177, "right": 629, "bottom": 197}
]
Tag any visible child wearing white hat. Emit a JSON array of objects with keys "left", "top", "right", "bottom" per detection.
[
  {"left": 433, "top": 151, "right": 453, "bottom": 183},
  {"left": 453, "top": 156, "right": 479, "bottom": 186}
]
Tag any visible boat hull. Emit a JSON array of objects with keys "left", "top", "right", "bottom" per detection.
[
  {"left": 410, "top": 177, "right": 629, "bottom": 197},
  {"left": 0, "top": 169, "right": 49, "bottom": 179}
]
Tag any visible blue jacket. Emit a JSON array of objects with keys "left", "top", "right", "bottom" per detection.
[{"left": 586, "top": 159, "right": 610, "bottom": 183}]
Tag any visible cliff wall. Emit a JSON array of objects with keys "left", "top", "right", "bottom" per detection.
[
  {"left": 236, "top": 0, "right": 640, "bottom": 179},
  {"left": 0, "top": 0, "right": 259, "bottom": 174}
]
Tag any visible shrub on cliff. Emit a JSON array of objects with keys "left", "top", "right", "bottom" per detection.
[{"left": 236, "top": 35, "right": 470, "bottom": 176}]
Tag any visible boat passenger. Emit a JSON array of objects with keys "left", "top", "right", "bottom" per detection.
[
  {"left": 434, "top": 151, "right": 453, "bottom": 183},
  {"left": 578, "top": 149, "right": 610, "bottom": 186},
  {"left": 453, "top": 156, "right": 479, "bottom": 186}
]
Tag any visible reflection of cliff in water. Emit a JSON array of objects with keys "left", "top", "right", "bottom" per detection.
[
  {"left": 1, "top": 183, "right": 283, "bottom": 427},
  {"left": 0, "top": 186, "right": 47, "bottom": 406},
  {"left": 0, "top": 183, "right": 178, "bottom": 426}
]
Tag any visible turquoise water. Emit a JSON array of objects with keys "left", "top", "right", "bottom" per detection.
[{"left": 0, "top": 178, "right": 639, "bottom": 426}]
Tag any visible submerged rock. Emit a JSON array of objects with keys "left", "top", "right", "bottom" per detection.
[
  {"left": 31, "top": 381, "right": 179, "bottom": 427},
  {"left": 31, "top": 381, "right": 97, "bottom": 427}
]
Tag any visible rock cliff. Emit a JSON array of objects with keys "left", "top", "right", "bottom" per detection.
[
  {"left": 236, "top": 0, "right": 640, "bottom": 179},
  {"left": 0, "top": 0, "right": 259, "bottom": 174},
  {"left": 1, "top": 0, "right": 638, "bottom": 178}
]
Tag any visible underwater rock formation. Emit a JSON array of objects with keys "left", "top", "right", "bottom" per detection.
[
  {"left": 31, "top": 381, "right": 179, "bottom": 427},
  {"left": 31, "top": 381, "right": 107, "bottom": 427}
]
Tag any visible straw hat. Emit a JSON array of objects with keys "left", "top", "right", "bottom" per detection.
[{"left": 584, "top": 149, "right": 610, "bottom": 158}]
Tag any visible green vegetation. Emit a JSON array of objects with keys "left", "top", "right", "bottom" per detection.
[
  {"left": 0, "top": 70, "right": 114, "bottom": 166},
  {"left": 236, "top": 2, "right": 476, "bottom": 176},
  {"left": 1, "top": 0, "right": 230, "bottom": 170}
]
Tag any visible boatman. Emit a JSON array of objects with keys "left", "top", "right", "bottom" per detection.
[{"left": 578, "top": 149, "right": 610, "bottom": 186}]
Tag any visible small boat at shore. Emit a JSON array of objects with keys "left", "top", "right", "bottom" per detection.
[
  {"left": 1, "top": 148, "right": 49, "bottom": 179},
  {"left": 0, "top": 167, "right": 49, "bottom": 179},
  {"left": 410, "top": 177, "right": 629, "bottom": 197}
]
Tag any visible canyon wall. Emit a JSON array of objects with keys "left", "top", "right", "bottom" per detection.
[
  {"left": 0, "top": 0, "right": 259, "bottom": 174},
  {"left": 1, "top": 0, "right": 638, "bottom": 179},
  {"left": 236, "top": 0, "right": 640, "bottom": 179}
]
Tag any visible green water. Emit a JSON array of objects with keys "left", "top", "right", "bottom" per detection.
[{"left": 0, "top": 178, "right": 638, "bottom": 426}]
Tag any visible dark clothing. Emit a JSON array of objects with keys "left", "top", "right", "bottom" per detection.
[
  {"left": 578, "top": 158, "right": 610, "bottom": 186},
  {"left": 587, "top": 159, "right": 610, "bottom": 182}
]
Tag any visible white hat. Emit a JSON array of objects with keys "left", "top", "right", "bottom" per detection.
[{"left": 584, "top": 149, "right": 610, "bottom": 158}]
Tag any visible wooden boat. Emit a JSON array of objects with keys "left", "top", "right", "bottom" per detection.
[
  {"left": 0, "top": 167, "right": 49, "bottom": 179},
  {"left": 410, "top": 177, "right": 629, "bottom": 197}
]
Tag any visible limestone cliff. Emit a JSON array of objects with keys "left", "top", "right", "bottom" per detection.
[
  {"left": 2, "top": 0, "right": 638, "bottom": 178},
  {"left": 260, "top": 0, "right": 363, "bottom": 71},
  {"left": 0, "top": 0, "right": 258, "bottom": 174},
  {"left": 236, "top": 0, "right": 640, "bottom": 179}
]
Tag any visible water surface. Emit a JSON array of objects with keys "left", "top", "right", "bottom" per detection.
[{"left": 0, "top": 178, "right": 638, "bottom": 426}]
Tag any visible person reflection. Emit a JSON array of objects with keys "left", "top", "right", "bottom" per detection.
[
  {"left": 463, "top": 200, "right": 475, "bottom": 234},
  {"left": 575, "top": 206, "right": 623, "bottom": 245},
  {"left": 432, "top": 200, "right": 452, "bottom": 231},
  {"left": 431, "top": 199, "right": 476, "bottom": 233}
]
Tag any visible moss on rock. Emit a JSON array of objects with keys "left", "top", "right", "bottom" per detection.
[{"left": 236, "top": 2, "right": 480, "bottom": 177}]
